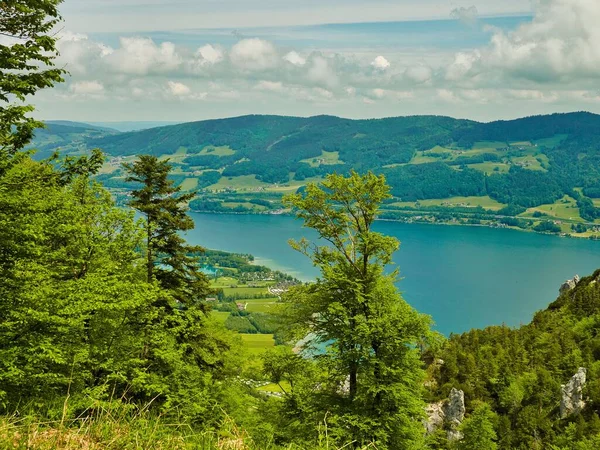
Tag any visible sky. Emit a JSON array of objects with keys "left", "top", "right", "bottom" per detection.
[{"left": 29, "top": 0, "right": 600, "bottom": 122}]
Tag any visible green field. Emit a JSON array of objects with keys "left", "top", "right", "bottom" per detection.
[
  {"left": 222, "top": 286, "right": 275, "bottom": 297},
  {"left": 222, "top": 201, "right": 268, "bottom": 211},
  {"left": 179, "top": 177, "right": 198, "bottom": 191},
  {"left": 240, "top": 334, "right": 275, "bottom": 355},
  {"left": 207, "top": 175, "right": 270, "bottom": 191},
  {"left": 521, "top": 196, "right": 583, "bottom": 222},
  {"left": 200, "top": 145, "right": 236, "bottom": 156},
  {"left": 511, "top": 154, "right": 548, "bottom": 171},
  {"left": 300, "top": 150, "right": 342, "bottom": 167},
  {"left": 467, "top": 162, "right": 510, "bottom": 174},
  {"left": 245, "top": 299, "right": 280, "bottom": 313},
  {"left": 391, "top": 195, "right": 506, "bottom": 211}
]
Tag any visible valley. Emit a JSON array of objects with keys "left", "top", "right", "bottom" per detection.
[{"left": 32, "top": 112, "right": 600, "bottom": 238}]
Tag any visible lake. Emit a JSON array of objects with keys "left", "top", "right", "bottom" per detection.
[{"left": 188, "top": 213, "right": 600, "bottom": 335}]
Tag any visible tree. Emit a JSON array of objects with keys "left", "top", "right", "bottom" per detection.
[
  {"left": 0, "top": 0, "right": 66, "bottom": 157},
  {"left": 123, "top": 155, "right": 210, "bottom": 305},
  {"left": 281, "top": 171, "right": 434, "bottom": 449},
  {"left": 458, "top": 402, "right": 498, "bottom": 450}
]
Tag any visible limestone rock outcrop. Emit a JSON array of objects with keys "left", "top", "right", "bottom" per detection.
[
  {"left": 560, "top": 275, "right": 580, "bottom": 294},
  {"left": 445, "top": 388, "right": 465, "bottom": 441},
  {"left": 560, "top": 367, "right": 587, "bottom": 418},
  {"left": 425, "top": 388, "right": 465, "bottom": 441}
]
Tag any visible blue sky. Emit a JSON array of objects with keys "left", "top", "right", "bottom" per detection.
[{"left": 33, "top": 0, "right": 600, "bottom": 122}]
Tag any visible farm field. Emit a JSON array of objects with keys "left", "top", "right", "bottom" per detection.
[
  {"left": 240, "top": 334, "right": 275, "bottom": 355},
  {"left": 200, "top": 145, "right": 236, "bottom": 156},
  {"left": 390, "top": 196, "right": 507, "bottom": 211},
  {"left": 300, "top": 150, "right": 342, "bottom": 167},
  {"left": 520, "top": 196, "right": 583, "bottom": 222}
]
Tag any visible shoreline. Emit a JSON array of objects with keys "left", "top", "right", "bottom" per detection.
[{"left": 189, "top": 209, "right": 600, "bottom": 241}]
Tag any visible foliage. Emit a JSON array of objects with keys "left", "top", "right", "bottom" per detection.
[
  {"left": 275, "top": 171, "right": 435, "bottom": 449},
  {"left": 123, "top": 155, "right": 211, "bottom": 305},
  {"left": 0, "top": 0, "right": 66, "bottom": 157}
]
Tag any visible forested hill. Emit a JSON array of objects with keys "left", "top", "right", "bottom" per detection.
[
  {"left": 428, "top": 270, "right": 600, "bottom": 448},
  {"left": 34, "top": 111, "right": 600, "bottom": 233}
]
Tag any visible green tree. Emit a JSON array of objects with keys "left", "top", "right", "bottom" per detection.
[
  {"left": 123, "top": 155, "right": 210, "bottom": 305},
  {"left": 458, "top": 403, "right": 498, "bottom": 450},
  {"left": 281, "top": 171, "right": 434, "bottom": 449},
  {"left": 0, "top": 0, "right": 66, "bottom": 157}
]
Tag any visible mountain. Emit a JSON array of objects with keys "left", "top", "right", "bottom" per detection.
[
  {"left": 45, "top": 120, "right": 119, "bottom": 133},
  {"left": 38, "top": 111, "right": 600, "bottom": 235},
  {"left": 88, "top": 121, "right": 181, "bottom": 132},
  {"left": 28, "top": 121, "right": 120, "bottom": 159}
]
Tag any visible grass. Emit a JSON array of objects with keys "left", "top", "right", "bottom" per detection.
[
  {"left": 240, "top": 334, "right": 275, "bottom": 355},
  {"left": 200, "top": 145, "right": 236, "bottom": 156},
  {"left": 300, "top": 151, "right": 342, "bottom": 168},
  {"left": 511, "top": 155, "right": 548, "bottom": 171},
  {"left": 521, "top": 196, "right": 583, "bottom": 222},
  {"left": 207, "top": 175, "right": 270, "bottom": 191},
  {"left": 222, "top": 286, "right": 275, "bottom": 297},
  {"left": 222, "top": 202, "right": 268, "bottom": 212},
  {"left": 391, "top": 195, "right": 506, "bottom": 211},
  {"left": 179, "top": 178, "right": 198, "bottom": 191},
  {"left": 467, "top": 162, "right": 510, "bottom": 174},
  {"left": 210, "top": 276, "right": 240, "bottom": 288},
  {"left": 245, "top": 300, "right": 280, "bottom": 314},
  {"left": 409, "top": 152, "right": 442, "bottom": 165}
]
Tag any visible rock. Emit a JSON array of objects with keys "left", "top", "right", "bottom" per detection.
[
  {"left": 560, "top": 275, "right": 580, "bottom": 294},
  {"left": 447, "top": 429, "right": 464, "bottom": 442},
  {"left": 444, "top": 388, "right": 466, "bottom": 441},
  {"left": 425, "top": 401, "right": 445, "bottom": 435},
  {"left": 425, "top": 388, "right": 466, "bottom": 441},
  {"left": 561, "top": 367, "right": 587, "bottom": 418}
]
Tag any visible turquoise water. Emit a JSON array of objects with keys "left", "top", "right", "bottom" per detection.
[{"left": 187, "top": 213, "right": 600, "bottom": 335}]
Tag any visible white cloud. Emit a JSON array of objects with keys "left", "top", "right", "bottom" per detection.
[
  {"left": 372, "top": 88, "right": 386, "bottom": 99},
  {"left": 106, "top": 38, "right": 182, "bottom": 75},
  {"left": 404, "top": 65, "right": 433, "bottom": 84},
  {"left": 371, "top": 56, "right": 390, "bottom": 71},
  {"left": 284, "top": 51, "right": 306, "bottom": 66},
  {"left": 197, "top": 44, "right": 224, "bottom": 65},
  {"left": 167, "top": 81, "right": 191, "bottom": 96},
  {"left": 255, "top": 81, "right": 284, "bottom": 92},
  {"left": 447, "top": 0, "right": 600, "bottom": 84},
  {"left": 307, "top": 56, "right": 338, "bottom": 88},
  {"left": 230, "top": 38, "right": 278, "bottom": 71},
  {"left": 70, "top": 80, "right": 105, "bottom": 95}
]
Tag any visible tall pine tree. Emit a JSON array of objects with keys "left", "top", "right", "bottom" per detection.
[{"left": 123, "top": 155, "right": 210, "bottom": 306}]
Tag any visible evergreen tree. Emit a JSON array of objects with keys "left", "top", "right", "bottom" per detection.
[
  {"left": 281, "top": 171, "right": 434, "bottom": 449},
  {"left": 123, "top": 155, "right": 210, "bottom": 305}
]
